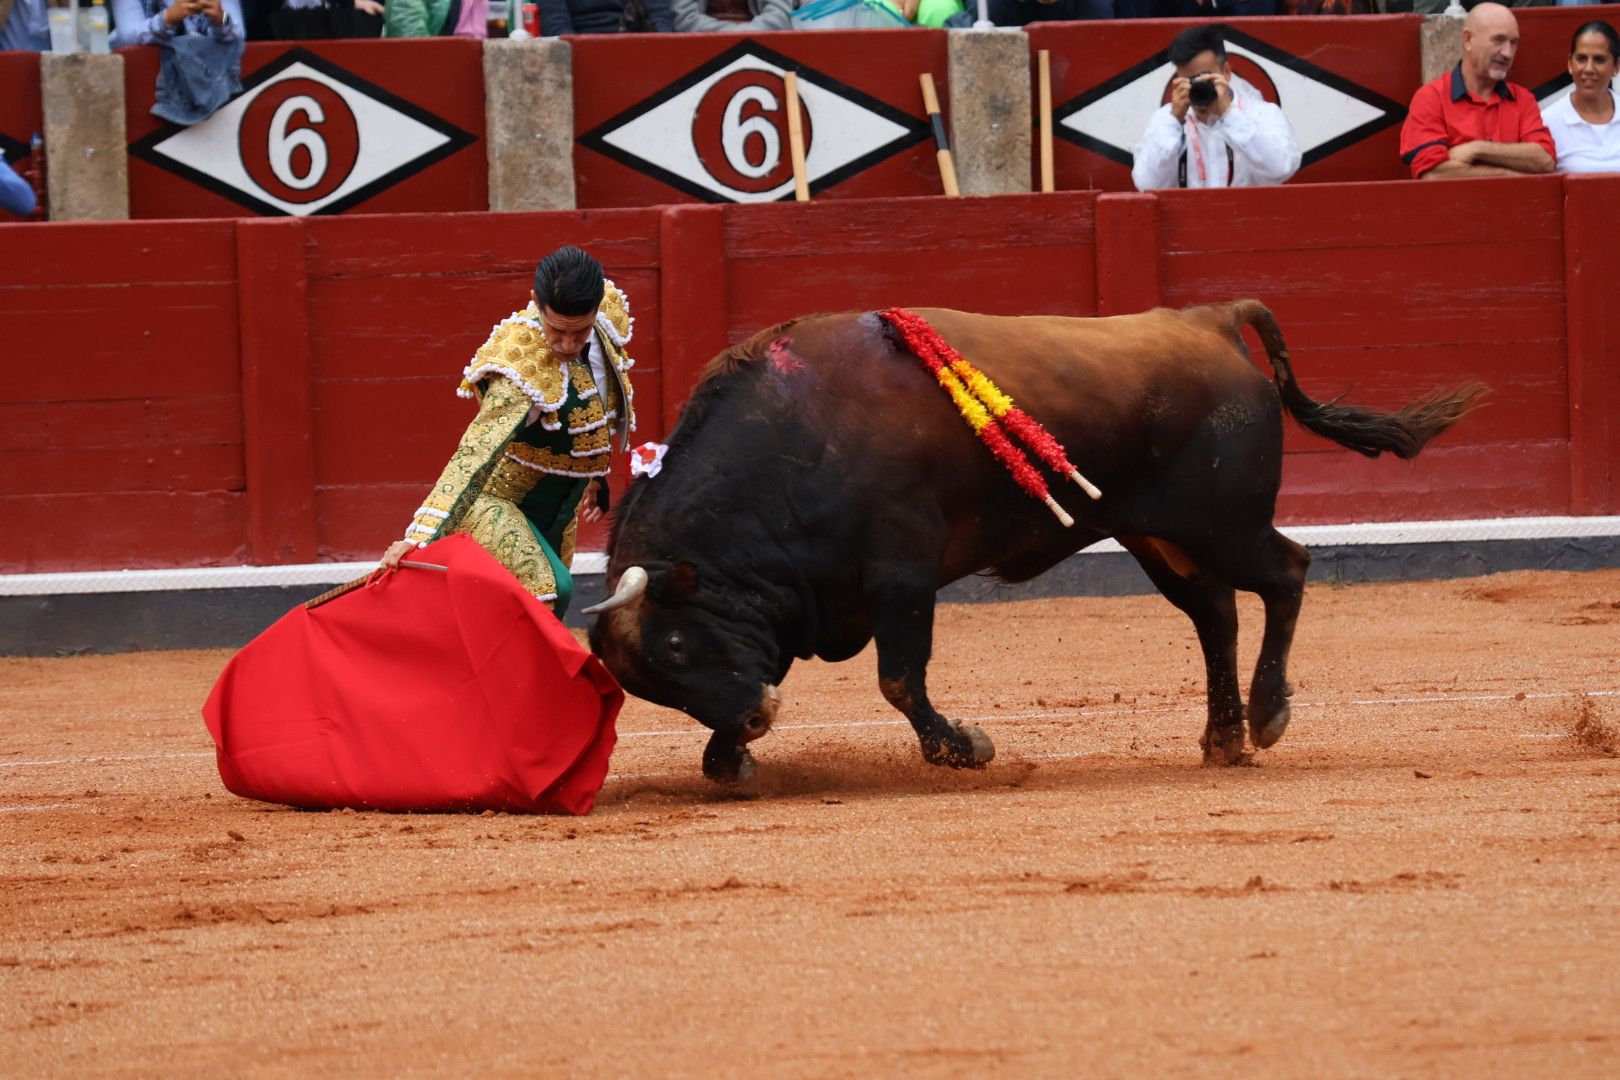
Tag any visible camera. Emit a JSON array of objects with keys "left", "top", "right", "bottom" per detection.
[{"left": 1188, "top": 76, "right": 1219, "bottom": 108}]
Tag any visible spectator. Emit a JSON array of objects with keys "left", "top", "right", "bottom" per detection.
[
  {"left": 384, "top": 0, "right": 487, "bottom": 36},
  {"left": 905, "top": 0, "right": 965, "bottom": 26},
  {"left": 911, "top": 0, "right": 967, "bottom": 24},
  {"left": 1282, "top": 0, "right": 1369, "bottom": 12},
  {"left": 1542, "top": 19, "right": 1620, "bottom": 172},
  {"left": 110, "top": 0, "right": 244, "bottom": 46},
  {"left": 540, "top": 0, "right": 672, "bottom": 33},
  {"left": 983, "top": 0, "right": 1111, "bottom": 25},
  {"left": 1114, "top": 0, "right": 1276, "bottom": 15},
  {"left": 1399, "top": 2, "right": 1555, "bottom": 179},
  {"left": 672, "top": 0, "right": 790, "bottom": 31},
  {"left": 0, "top": 148, "right": 36, "bottom": 218},
  {"left": 1, "top": 0, "right": 49, "bottom": 49},
  {"left": 111, "top": 0, "right": 246, "bottom": 125},
  {"left": 1131, "top": 24, "right": 1301, "bottom": 191},
  {"left": 1114, "top": 0, "right": 1277, "bottom": 16},
  {"left": 252, "top": 0, "right": 385, "bottom": 41}
]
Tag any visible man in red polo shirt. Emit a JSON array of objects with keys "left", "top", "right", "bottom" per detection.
[{"left": 1399, "top": 2, "right": 1555, "bottom": 180}]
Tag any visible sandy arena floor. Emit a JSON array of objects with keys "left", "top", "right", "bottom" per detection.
[{"left": 3, "top": 569, "right": 1619, "bottom": 1077}]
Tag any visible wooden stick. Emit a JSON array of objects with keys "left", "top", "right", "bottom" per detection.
[
  {"left": 1038, "top": 50, "right": 1054, "bottom": 194},
  {"left": 918, "top": 73, "right": 960, "bottom": 198},
  {"left": 783, "top": 71, "right": 810, "bottom": 203},
  {"left": 304, "top": 560, "right": 448, "bottom": 610}
]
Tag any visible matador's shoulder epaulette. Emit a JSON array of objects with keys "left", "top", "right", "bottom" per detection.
[
  {"left": 456, "top": 303, "right": 570, "bottom": 413},
  {"left": 596, "top": 280, "right": 633, "bottom": 349}
]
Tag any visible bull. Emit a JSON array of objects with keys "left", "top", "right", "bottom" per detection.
[{"left": 587, "top": 302, "right": 1482, "bottom": 783}]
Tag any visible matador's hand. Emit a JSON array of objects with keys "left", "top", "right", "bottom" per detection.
[{"left": 369, "top": 540, "right": 417, "bottom": 584}]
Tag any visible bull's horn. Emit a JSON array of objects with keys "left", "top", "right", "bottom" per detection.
[{"left": 582, "top": 566, "right": 648, "bottom": 615}]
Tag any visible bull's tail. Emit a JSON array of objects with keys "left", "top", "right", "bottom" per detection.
[{"left": 1231, "top": 299, "right": 1487, "bottom": 460}]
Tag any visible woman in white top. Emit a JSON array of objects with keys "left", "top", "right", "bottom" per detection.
[{"left": 1542, "top": 20, "right": 1620, "bottom": 174}]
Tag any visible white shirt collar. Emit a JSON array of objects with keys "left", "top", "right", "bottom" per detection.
[{"left": 1557, "top": 87, "right": 1618, "bottom": 126}]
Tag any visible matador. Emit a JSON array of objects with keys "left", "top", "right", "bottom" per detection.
[{"left": 379, "top": 246, "right": 636, "bottom": 616}]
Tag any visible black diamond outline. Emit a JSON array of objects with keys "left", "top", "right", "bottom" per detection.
[
  {"left": 577, "top": 39, "right": 929, "bottom": 204},
  {"left": 128, "top": 47, "right": 476, "bottom": 217},
  {"left": 1050, "top": 25, "right": 1408, "bottom": 171},
  {"left": 1530, "top": 73, "right": 1573, "bottom": 101}
]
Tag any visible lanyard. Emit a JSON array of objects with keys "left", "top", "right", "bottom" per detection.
[{"left": 1178, "top": 116, "right": 1236, "bottom": 188}]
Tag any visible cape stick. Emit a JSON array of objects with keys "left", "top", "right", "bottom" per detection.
[
  {"left": 304, "top": 560, "right": 448, "bottom": 610},
  {"left": 919, "top": 73, "right": 960, "bottom": 197}
]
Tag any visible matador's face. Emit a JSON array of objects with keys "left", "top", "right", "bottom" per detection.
[{"left": 536, "top": 303, "right": 600, "bottom": 363}]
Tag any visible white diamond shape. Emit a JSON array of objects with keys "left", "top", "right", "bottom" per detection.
[
  {"left": 599, "top": 53, "right": 911, "bottom": 203},
  {"left": 147, "top": 61, "right": 452, "bottom": 217},
  {"left": 1062, "top": 43, "right": 1387, "bottom": 163}
]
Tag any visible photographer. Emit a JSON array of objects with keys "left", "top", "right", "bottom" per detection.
[{"left": 1131, "top": 25, "right": 1301, "bottom": 191}]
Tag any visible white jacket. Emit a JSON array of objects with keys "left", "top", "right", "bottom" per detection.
[{"left": 1131, "top": 73, "right": 1302, "bottom": 191}]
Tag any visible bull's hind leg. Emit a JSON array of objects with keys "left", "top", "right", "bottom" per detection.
[
  {"left": 1119, "top": 537, "right": 1246, "bottom": 765},
  {"left": 1192, "top": 528, "right": 1310, "bottom": 751},
  {"left": 1240, "top": 530, "right": 1309, "bottom": 749},
  {"left": 866, "top": 569, "right": 995, "bottom": 769}
]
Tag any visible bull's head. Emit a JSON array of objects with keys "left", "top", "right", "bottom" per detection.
[{"left": 586, "top": 561, "right": 784, "bottom": 783}]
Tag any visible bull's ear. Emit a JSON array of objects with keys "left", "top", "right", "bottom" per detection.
[{"left": 668, "top": 560, "right": 701, "bottom": 602}]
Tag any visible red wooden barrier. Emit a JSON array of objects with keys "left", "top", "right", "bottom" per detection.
[
  {"left": 0, "top": 51, "right": 42, "bottom": 223},
  {"left": 652, "top": 191, "right": 1101, "bottom": 427},
  {"left": 1155, "top": 176, "right": 1569, "bottom": 522},
  {"left": 1027, "top": 16, "right": 1419, "bottom": 193},
  {"left": 238, "top": 218, "right": 316, "bottom": 563},
  {"left": 3, "top": 177, "right": 1617, "bottom": 573},
  {"left": 122, "top": 40, "right": 485, "bottom": 219},
  {"left": 0, "top": 219, "right": 248, "bottom": 569},
  {"left": 1564, "top": 175, "right": 1620, "bottom": 517},
  {"left": 572, "top": 29, "right": 946, "bottom": 208}
]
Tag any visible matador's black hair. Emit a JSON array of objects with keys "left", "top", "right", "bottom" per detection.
[{"left": 534, "top": 246, "right": 605, "bottom": 317}]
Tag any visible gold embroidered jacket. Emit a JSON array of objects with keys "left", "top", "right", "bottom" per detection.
[{"left": 402, "top": 282, "right": 637, "bottom": 549}]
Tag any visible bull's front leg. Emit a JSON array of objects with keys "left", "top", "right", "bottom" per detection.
[{"left": 867, "top": 571, "right": 994, "bottom": 769}]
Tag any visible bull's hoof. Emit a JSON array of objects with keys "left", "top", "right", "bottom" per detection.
[
  {"left": 1247, "top": 680, "right": 1294, "bottom": 750},
  {"left": 702, "top": 738, "right": 756, "bottom": 785},
  {"left": 922, "top": 723, "right": 996, "bottom": 769},
  {"left": 1200, "top": 724, "right": 1250, "bottom": 766},
  {"left": 1248, "top": 700, "right": 1291, "bottom": 750}
]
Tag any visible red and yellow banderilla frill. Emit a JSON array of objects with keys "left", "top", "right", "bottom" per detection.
[{"left": 879, "top": 307, "right": 1102, "bottom": 527}]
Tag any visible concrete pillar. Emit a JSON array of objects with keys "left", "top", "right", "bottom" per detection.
[
  {"left": 1419, "top": 13, "right": 1464, "bottom": 86},
  {"left": 40, "top": 53, "right": 129, "bottom": 221},
  {"left": 946, "top": 29, "right": 1032, "bottom": 197},
  {"left": 483, "top": 37, "right": 576, "bottom": 212}
]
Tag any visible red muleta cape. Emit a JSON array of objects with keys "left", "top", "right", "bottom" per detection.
[{"left": 202, "top": 534, "right": 623, "bottom": 815}]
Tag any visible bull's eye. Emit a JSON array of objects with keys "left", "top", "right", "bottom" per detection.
[{"left": 666, "top": 631, "right": 687, "bottom": 664}]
